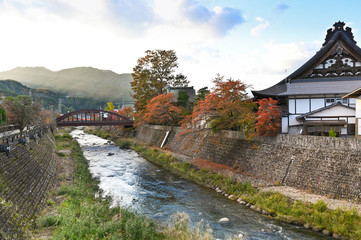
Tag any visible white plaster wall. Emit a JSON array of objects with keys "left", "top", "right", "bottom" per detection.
[
  {"left": 282, "top": 117, "right": 288, "bottom": 133},
  {"left": 289, "top": 99, "right": 295, "bottom": 114},
  {"left": 341, "top": 127, "right": 347, "bottom": 135},
  {"left": 289, "top": 115, "right": 301, "bottom": 126},
  {"left": 311, "top": 99, "right": 324, "bottom": 111},
  {"left": 295, "top": 99, "right": 309, "bottom": 114},
  {"left": 310, "top": 105, "right": 355, "bottom": 117},
  {"left": 356, "top": 96, "right": 361, "bottom": 118},
  {"left": 350, "top": 98, "right": 356, "bottom": 107}
]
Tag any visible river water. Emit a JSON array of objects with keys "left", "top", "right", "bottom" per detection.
[{"left": 71, "top": 129, "right": 330, "bottom": 240}]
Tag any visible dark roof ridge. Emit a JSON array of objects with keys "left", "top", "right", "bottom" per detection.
[{"left": 323, "top": 21, "right": 356, "bottom": 46}]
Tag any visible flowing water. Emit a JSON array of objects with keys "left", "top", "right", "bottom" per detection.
[{"left": 71, "top": 129, "right": 331, "bottom": 240}]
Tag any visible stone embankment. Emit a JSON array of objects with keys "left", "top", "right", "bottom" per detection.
[
  {"left": 136, "top": 124, "right": 361, "bottom": 201},
  {"left": 0, "top": 129, "right": 58, "bottom": 239}
]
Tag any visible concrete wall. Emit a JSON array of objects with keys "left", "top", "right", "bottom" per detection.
[
  {"left": 136, "top": 124, "right": 361, "bottom": 200},
  {"left": 0, "top": 130, "right": 58, "bottom": 239}
]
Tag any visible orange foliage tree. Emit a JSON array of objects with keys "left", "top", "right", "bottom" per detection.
[
  {"left": 255, "top": 98, "right": 281, "bottom": 136},
  {"left": 118, "top": 106, "right": 134, "bottom": 120},
  {"left": 181, "top": 75, "right": 256, "bottom": 137},
  {"left": 136, "top": 93, "right": 183, "bottom": 126}
]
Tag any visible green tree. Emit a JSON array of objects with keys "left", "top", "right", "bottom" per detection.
[
  {"left": 131, "top": 50, "right": 189, "bottom": 111},
  {"left": 177, "top": 91, "right": 189, "bottom": 108},
  {"left": 2, "top": 95, "right": 41, "bottom": 136},
  {"left": 194, "top": 87, "right": 210, "bottom": 105},
  {"left": 104, "top": 102, "right": 115, "bottom": 111},
  {"left": 0, "top": 106, "right": 6, "bottom": 126}
]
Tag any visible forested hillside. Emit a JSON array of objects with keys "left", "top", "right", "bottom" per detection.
[
  {"left": 0, "top": 67, "right": 133, "bottom": 101},
  {"left": 0, "top": 79, "right": 108, "bottom": 112}
]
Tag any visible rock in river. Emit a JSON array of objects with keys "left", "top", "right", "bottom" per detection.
[{"left": 219, "top": 217, "right": 230, "bottom": 223}]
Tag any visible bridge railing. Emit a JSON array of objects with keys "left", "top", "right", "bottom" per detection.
[{"left": 56, "top": 109, "right": 134, "bottom": 127}]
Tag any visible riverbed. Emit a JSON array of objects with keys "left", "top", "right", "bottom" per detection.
[{"left": 71, "top": 129, "right": 330, "bottom": 240}]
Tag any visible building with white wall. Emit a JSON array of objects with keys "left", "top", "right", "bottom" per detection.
[{"left": 252, "top": 21, "right": 361, "bottom": 136}]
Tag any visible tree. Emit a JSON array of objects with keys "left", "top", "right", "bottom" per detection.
[
  {"left": 131, "top": 50, "right": 189, "bottom": 111},
  {"left": 177, "top": 91, "right": 189, "bottom": 108},
  {"left": 118, "top": 106, "right": 134, "bottom": 120},
  {"left": 255, "top": 98, "right": 281, "bottom": 137},
  {"left": 0, "top": 105, "right": 6, "bottom": 126},
  {"left": 2, "top": 95, "right": 41, "bottom": 136},
  {"left": 194, "top": 87, "right": 210, "bottom": 105},
  {"left": 137, "top": 93, "right": 183, "bottom": 126},
  {"left": 104, "top": 102, "right": 115, "bottom": 111},
  {"left": 181, "top": 75, "right": 256, "bottom": 138}
]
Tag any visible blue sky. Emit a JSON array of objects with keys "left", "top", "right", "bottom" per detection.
[{"left": 0, "top": 0, "right": 360, "bottom": 93}]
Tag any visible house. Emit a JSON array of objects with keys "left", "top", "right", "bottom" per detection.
[
  {"left": 343, "top": 87, "right": 361, "bottom": 138},
  {"left": 252, "top": 21, "right": 361, "bottom": 136}
]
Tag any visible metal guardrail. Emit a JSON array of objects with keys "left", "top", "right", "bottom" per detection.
[{"left": 0, "top": 126, "right": 49, "bottom": 156}]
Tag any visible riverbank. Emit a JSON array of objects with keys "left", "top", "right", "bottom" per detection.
[
  {"left": 31, "top": 129, "right": 233, "bottom": 240},
  {"left": 87, "top": 127, "right": 361, "bottom": 240}
]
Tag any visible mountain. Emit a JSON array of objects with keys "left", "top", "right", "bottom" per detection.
[
  {"left": 0, "top": 67, "right": 133, "bottom": 101},
  {"left": 0, "top": 79, "right": 108, "bottom": 112}
]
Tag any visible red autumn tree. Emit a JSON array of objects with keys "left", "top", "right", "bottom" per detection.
[
  {"left": 255, "top": 98, "right": 281, "bottom": 137},
  {"left": 137, "top": 92, "right": 183, "bottom": 126},
  {"left": 181, "top": 75, "right": 256, "bottom": 138},
  {"left": 118, "top": 106, "right": 134, "bottom": 120}
]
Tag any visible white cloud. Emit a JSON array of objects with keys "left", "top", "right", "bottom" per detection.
[
  {"left": 251, "top": 17, "right": 269, "bottom": 36},
  {"left": 154, "top": 0, "right": 245, "bottom": 37}
]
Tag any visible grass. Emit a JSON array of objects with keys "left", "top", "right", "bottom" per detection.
[
  {"left": 45, "top": 132, "right": 163, "bottom": 240},
  {"left": 34, "top": 129, "right": 228, "bottom": 240},
  {"left": 87, "top": 127, "right": 361, "bottom": 240}
]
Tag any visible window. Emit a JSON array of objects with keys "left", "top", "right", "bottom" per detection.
[
  {"left": 335, "top": 98, "right": 348, "bottom": 104},
  {"left": 326, "top": 98, "right": 335, "bottom": 104},
  {"left": 326, "top": 98, "right": 348, "bottom": 104}
]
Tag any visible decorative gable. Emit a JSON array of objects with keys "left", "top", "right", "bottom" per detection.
[{"left": 306, "top": 44, "right": 361, "bottom": 78}]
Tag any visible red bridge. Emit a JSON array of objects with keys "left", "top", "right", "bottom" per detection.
[{"left": 56, "top": 109, "right": 134, "bottom": 127}]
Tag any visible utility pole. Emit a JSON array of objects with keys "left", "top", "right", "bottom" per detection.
[{"left": 58, "top": 99, "right": 62, "bottom": 114}]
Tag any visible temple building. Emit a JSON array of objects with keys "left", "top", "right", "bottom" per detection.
[{"left": 252, "top": 21, "right": 361, "bottom": 136}]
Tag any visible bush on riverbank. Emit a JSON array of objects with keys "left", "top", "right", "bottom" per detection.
[{"left": 87, "top": 127, "right": 361, "bottom": 240}]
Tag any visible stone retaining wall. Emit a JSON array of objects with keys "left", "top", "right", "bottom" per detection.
[
  {"left": 136, "top": 125, "right": 361, "bottom": 201},
  {"left": 0, "top": 130, "right": 58, "bottom": 239}
]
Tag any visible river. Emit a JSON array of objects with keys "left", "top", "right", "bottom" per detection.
[{"left": 71, "top": 129, "right": 330, "bottom": 240}]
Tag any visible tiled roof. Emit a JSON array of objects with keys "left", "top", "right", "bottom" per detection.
[{"left": 279, "top": 80, "right": 361, "bottom": 96}]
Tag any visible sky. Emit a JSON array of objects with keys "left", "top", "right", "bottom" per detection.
[{"left": 1, "top": 0, "right": 361, "bottom": 94}]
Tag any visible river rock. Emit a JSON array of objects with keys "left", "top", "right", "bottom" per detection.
[
  {"left": 107, "top": 152, "right": 115, "bottom": 156},
  {"left": 219, "top": 217, "right": 230, "bottom": 223},
  {"left": 228, "top": 194, "right": 237, "bottom": 201},
  {"left": 312, "top": 226, "right": 320, "bottom": 232},
  {"left": 154, "top": 213, "right": 163, "bottom": 218},
  {"left": 332, "top": 233, "right": 341, "bottom": 239},
  {"left": 262, "top": 210, "right": 269, "bottom": 215},
  {"left": 303, "top": 223, "right": 311, "bottom": 229},
  {"left": 322, "top": 229, "right": 331, "bottom": 236}
]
